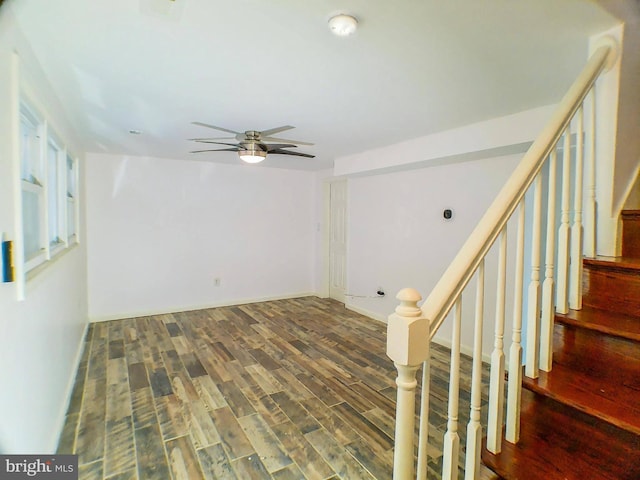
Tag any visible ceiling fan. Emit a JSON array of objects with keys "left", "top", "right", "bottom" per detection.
[{"left": 189, "top": 122, "right": 315, "bottom": 164}]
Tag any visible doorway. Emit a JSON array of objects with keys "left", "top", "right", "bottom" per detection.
[{"left": 325, "top": 179, "right": 347, "bottom": 302}]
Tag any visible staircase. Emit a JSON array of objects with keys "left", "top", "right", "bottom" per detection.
[
  {"left": 481, "top": 210, "right": 640, "bottom": 479},
  {"left": 384, "top": 39, "right": 640, "bottom": 480}
]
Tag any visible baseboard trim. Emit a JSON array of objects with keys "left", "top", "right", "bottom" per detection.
[
  {"left": 52, "top": 320, "right": 89, "bottom": 452},
  {"left": 89, "top": 292, "right": 317, "bottom": 322},
  {"left": 345, "top": 303, "right": 388, "bottom": 324}
]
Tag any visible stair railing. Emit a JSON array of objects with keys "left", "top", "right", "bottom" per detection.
[{"left": 387, "top": 37, "right": 618, "bottom": 480}]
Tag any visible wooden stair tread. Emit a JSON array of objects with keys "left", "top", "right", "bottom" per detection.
[
  {"left": 583, "top": 255, "right": 640, "bottom": 271},
  {"left": 522, "top": 323, "right": 640, "bottom": 434},
  {"left": 555, "top": 305, "right": 640, "bottom": 341},
  {"left": 481, "top": 389, "right": 640, "bottom": 480},
  {"left": 621, "top": 209, "right": 640, "bottom": 219},
  {"left": 524, "top": 370, "right": 640, "bottom": 435}
]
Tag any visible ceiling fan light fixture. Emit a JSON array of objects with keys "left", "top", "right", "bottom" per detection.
[
  {"left": 238, "top": 150, "right": 267, "bottom": 164},
  {"left": 328, "top": 14, "right": 358, "bottom": 37}
]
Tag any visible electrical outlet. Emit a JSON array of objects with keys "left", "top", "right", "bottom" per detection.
[{"left": 214, "top": 277, "right": 221, "bottom": 287}]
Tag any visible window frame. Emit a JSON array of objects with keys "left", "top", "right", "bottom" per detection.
[
  {"left": 66, "top": 153, "right": 79, "bottom": 244},
  {"left": 19, "top": 97, "right": 81, "bottom": 276},
  {"left": 46, "top": 131, "right": 66, "bottom": 257},
  {"left": 19, "top": 101, "right": 47, "bottom": 272}
]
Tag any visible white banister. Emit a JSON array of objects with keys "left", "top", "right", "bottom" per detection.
[
  {"left": 387, "top": 38, "right": 616, "bottom": 480},
  {"left": 416, "top": 360, "right": 430, "bottom": 480},
  {"left": 464, "top": 260, "right": 485, "bottom": 480},
  {"left": 570, "top": 105, "right": 585, "bottom": 309},
  {"left": 525, "top": 172, "right": 543, "bottom": 379},
  {"left": 587, "top": 88, "right": 597, "bottom": 258},
  {"left": 387, "top": 288, "right": 430, "bottom": 480},
  {"left": 487, "top": 228, "right": 507, "bottom": 453},
  {"left": 540, "top": 149, "right": 559, "bottom": 372},
  {"left": 441, "top": 298, "right": 462, "bottom": 480},
  {"left": 420, "top": 43, "right": 614, "bottom": 337},
  {"left": 556, "top": 129, "right": 572, "bottom": 314},
  {"left": 506, "top": 200, "right": 525, "bottom": 444}
]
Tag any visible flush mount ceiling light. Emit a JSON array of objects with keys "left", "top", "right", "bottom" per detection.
[{"left": 328, "top": 14, "right": 358, "bottom": 37}]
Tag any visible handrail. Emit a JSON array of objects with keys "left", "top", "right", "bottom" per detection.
[{"left": 422, "top": 43, "right": 615, "bottom": 339}]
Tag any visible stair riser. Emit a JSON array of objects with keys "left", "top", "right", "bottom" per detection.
[
  {"left": 622, "top": 211, "right": 640, "bottom": 258},
  {"left": 582, "top": 264, "right": 640, "bottom": 317}
]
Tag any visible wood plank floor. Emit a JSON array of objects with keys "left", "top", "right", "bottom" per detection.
[{"left": 58, "top": 297, "right": 498, "bottom": 479}]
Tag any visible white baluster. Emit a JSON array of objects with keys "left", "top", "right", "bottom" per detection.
[
  {"left": 525, "top": 173, "right": 543, "bottom": 379},
  {"left": 387, "top": 288, "right": 430, "bottom": 480},
  {"left": 442, "top": 298, "right": 462, "bottom": 480},
  {"left": 506, "top": 201, "right": 525, "bottom": 443},
  {"left": 556, "top": 130, "right": 572, "bottom": 314},
  {"left": 417, "top": 357, "right": 430, "bottom": 480},
  {"left": 570, "top": 106, "right": 585, "bottom": 310},
  {"left": 487, "top": 228, "right": 507, "bottom": 453},
  {"left": 586, "top": 88, "right": 597, "bottom": 258},
  {"left": 540, "top": 149, "right": 558, "bottom": 372},
  {"left": 464, "top": 261, "right": 484, "bottom": 480}
]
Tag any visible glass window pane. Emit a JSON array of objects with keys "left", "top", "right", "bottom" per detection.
[
  {"left": 22, "top": 189, "right": 42, "bottom": 258},
  {"left": 67, "top": 199, "right": 76, "bottom": 239},
  {"left": 66, "top": 155, "right": 75, "bottom": 197},
  {"left": 20, "top": 114, "right": 41, "bottom": 183},
  {"left": 48, "top": 142, "right": 60, "bottom": 245}
]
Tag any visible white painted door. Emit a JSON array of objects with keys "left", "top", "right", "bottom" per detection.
[{"left": 329, "top": 180, "right": 347, "bottom": 302}]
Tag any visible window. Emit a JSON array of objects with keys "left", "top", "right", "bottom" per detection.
[
  {"left": 19, "top": 98, "right": 80, "bottom": 274},
  {"left": 20, "top": 103, "right": 46, "bottom": 270}
]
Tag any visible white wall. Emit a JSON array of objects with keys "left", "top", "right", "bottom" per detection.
[
  {"left": 86, "top": 154, "right": 316, "bottom": 320},
  {"left": 333, "top": 105, "right": 555, "bottom": 177},
  {"left": 596, "top": 3, "right": 640, "bottom": 214},
  {"left": 345, "top": 154, "right": 522, "bottom": 356},
  {"left": 0, "top": 7, "right": 88, "bottom": 453}
]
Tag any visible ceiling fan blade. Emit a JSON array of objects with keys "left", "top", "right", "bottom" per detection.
[
  {"left": 269, "top": 149, "right": 315, "bottom": 158},
  {"left": 192, "top": 122, "right": 241, "bottom": 135},
  {"left": 188, "top": 136, "right": 236, "bottom": 141},
  {"left": 192, "top": 141, "right": 241, "bottom": 147},
  {"left": 190, "top": 148, "right": 240, "bottom": 153},
  {"left": 265, "top": 143, "right": 298, "bottom": 151},
  {"left": 261, "top": 136, "right": 314, "bottom": 146},
  {"left": 259, "top": 125, "right": 295, "bottom": 137}
]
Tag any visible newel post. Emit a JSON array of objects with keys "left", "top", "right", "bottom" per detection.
[{"left": 387, "top": 288, "right": 430, "bottom": 480}]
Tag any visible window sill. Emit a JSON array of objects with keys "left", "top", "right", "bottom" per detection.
[{"left": 25, "top": 242, "right": 78, "bottom": 283}]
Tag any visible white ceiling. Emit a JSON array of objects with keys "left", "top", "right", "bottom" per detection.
[{"left": 6, "top": 0, "right": 619, "bottom": 170}]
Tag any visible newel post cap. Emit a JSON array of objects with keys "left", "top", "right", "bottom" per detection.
[
  {"left": 387, "top": 288, "right": 430, "bottom": 366},
  {"left": 395, "top": 288, "right": 422, "bottom": 317}
]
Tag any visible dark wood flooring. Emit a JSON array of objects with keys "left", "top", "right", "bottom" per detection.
[{"left": 58, "top": 297, "right": 498, "bottom": 480}]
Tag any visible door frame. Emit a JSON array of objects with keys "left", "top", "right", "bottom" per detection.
[{"left": 321, "top": 177, "right": 348, "bottom": 301}]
